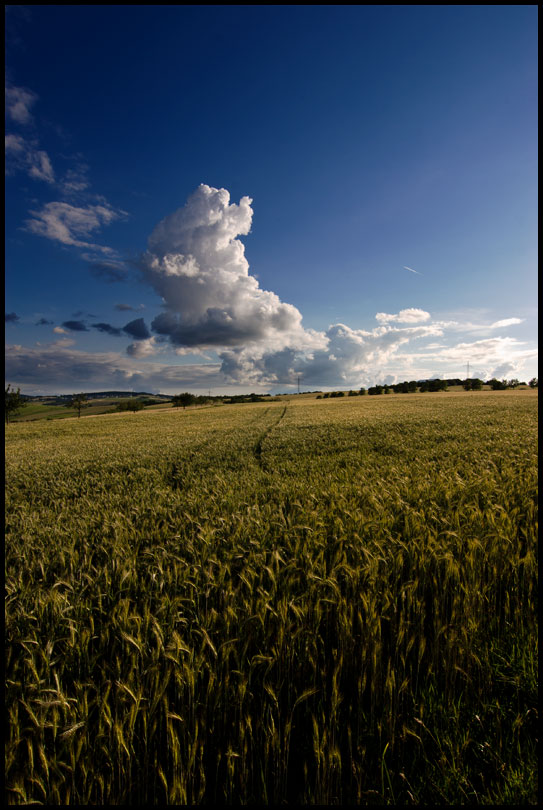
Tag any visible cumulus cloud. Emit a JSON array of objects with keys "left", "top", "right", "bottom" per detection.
[
  {"left": 13, "top": 184, "right": 530, "bottom": 393},
  {"left": 489, "top": 361, "right": 523, "bottom": 379},
  {"left": 219, "top": 322, "right": 442, "bottom": 387},
  {"left": 25, "top": 201, "right": 126, "bottom": 254},
  {"left": 142, "top": 184, "right": 316, "bottom": 352},
  {"left": 6, "top": 312, "right": 20, "bottom": 323},
  {"left": 126, "top": 337, "right": 160, "bottom": 358},
  {"left": 135, "top": 184, "right": 536, "bottom": 389},
  {"left": 396, "top": 335, "right": 536, "bottom": 383}
]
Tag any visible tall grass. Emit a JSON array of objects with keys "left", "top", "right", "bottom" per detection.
[{"left": 5, "top": 391, "right": 538, "bottom": 804}]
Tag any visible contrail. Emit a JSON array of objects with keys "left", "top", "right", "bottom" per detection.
[{"left": 404, "top": 265, "right": 422, "bottom": 275}]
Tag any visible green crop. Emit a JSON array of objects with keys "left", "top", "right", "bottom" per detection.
[{"left": 5, "top": 391, "right": 538, "bottom": 804}]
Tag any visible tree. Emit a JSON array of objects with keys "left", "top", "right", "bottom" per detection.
[
  {"left": 529, "top": 377, "right": 538, "bottom": 388},
  {"left": 172, "top": 392, "right": 195, "bottom": 409},
  {"left": 428, "top": 379, "right": 448, "bottom": 392},
  {"left": 66, "top": 393, "right": 88, "bottom": 417},
  {"left": 489, "top": 379, "right": 508, "bottom": 390},
  {"left": 463, "top": 378, "right": 483, "bottom": 390},
  {"left": 5, "top": 384, "right": 25, "bottom": 424}
]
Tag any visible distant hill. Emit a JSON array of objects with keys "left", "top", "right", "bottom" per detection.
[{"left": 21, "top": 391, "right": 171, "bottom": 402}]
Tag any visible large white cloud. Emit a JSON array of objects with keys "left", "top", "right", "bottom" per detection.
[
  {"left": 139, "top": 185, "right": 444, "bottom": 385},
  {"left": 135, "top": 184, "right": 536, "bottom": 389},
  {"left": 219, "top": 321, "right": 443, "bottom": 387},
  {"left": 142, "top": 184, "right": 318, "bottom": 351}
]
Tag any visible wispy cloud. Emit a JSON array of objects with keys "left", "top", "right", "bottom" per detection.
[
  {"left": 433, "top": 316, "right": 525, "bottom": 335},
  {"left": 6, "top": 78, "right": 129, "bottom": 261},
  {"left": 489, "top": 318, "right": 524, "bottom": 329},
  {"left": 404, "top": 265, "right": 422, "bottom": 275},
  {"left": 115, "top": 303, "right": 144, "bottom": 312},
  {"left": 5, "top": 312, "right": 20, "bottom": 323},
  {"left": 5, "top": 133, "right": 55, "bottom": 184},
  {"left": 25, "top": 201, "right": 127, "bottom": 255}
]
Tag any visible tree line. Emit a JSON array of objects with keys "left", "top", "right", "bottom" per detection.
[
  {"left": 5, "top": 378, "right": 539, "bottom": 423},
  {"left": 316, "top": 377, "right": 537, "bottom": 399}
]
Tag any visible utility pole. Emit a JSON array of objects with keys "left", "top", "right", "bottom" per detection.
[
  {"left": 467, "top": 361, "right": 470, "bottom": 379},
  {"left": 297, "top": 375, "right": 300, "bottom": 395}
]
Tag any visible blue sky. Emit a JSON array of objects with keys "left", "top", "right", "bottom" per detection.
[{"left": 5, "top": 5, "right": 538, "bottom": 394}]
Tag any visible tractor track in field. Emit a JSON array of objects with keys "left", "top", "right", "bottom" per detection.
[{"left": 253, "top": 405, "right": 288, "bottom": 468}]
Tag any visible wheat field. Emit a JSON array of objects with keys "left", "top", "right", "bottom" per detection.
[{"left": 5, "top": 390, "right": 538, "bottom": 804}]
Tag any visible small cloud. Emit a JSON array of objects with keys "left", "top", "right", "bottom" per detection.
[
  {"left": 5, "top": 312, "right": 20, "bottom": 323},
  {"left": 5, "top": 133, "right": 55, "bottom": 184},
  {"left": 123, "top": 317, "right": 151, "bottom": 340},
  {"left": 35, "top": 317, "right": 54, "bottom": 325},
  {"left": 489, "top": 318, "right": 523, "bottom": 329},
  {"left": 376, "top": 308, "right": 431, "bottom": 324},
  {"left": 91, "top": 322, "right": 123, "bottom": 337},
  {"left": 53, "top": 326, "right": 67, "bottom": 334},
  {"left": 5, "top": 82, "right": 38, "bottom": 125},
  {"left": 52, "top": 337, "right": 76, "bottom": 348},
  {"left": 115, "top": 302, "right": 143, "bottom": 311},
  {"left": 403, "top": 266, "right": 422, "bottom": 275},
  {"left": 60, "top": 164, "right": 91, "bottom": 195},
  {"left": 62, "top": 320, "right": 89, "bottom": 332}
]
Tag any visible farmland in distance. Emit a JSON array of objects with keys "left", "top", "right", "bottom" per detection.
[{"left": 5, "top": 390, "right": 538, "bottom": 804}]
